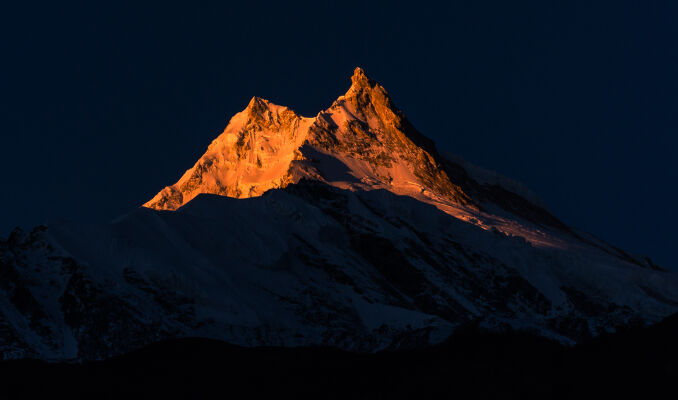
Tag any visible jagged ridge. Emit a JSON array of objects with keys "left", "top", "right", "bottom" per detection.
[
  {"left": 143, "top": 68, "right": 600, "bottom": 250},
  {"left": 144, "top": 68, "right": 472, "bottom": 214},
  {"left": 1, "top": 68, "right": 676, "bottom": 361}
]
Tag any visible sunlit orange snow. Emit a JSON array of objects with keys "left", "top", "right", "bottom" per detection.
[{"left": 145, "top": 67, "right": 569, "bottom": 250}]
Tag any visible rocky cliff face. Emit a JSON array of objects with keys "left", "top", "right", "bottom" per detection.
[{"left": 1, "top": 68, "right": 677, "bottom": 361}]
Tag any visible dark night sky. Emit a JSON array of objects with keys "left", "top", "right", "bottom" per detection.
[{"left": 1, "top": 1, "right": 676, "bottom": 268}]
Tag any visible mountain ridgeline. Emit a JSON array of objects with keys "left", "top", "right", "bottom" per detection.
[
  {"left": 1, "top": 68, "right": 676, "bottom": 361},
  {"left": 144, "top": 68, "right": 472, "bottom": 213}
]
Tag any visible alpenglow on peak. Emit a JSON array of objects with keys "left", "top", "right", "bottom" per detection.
[
  {"left": 144, "top": 68, "right": 471, "bottom": 215},
  {"left": 144, "top": 68, "right": 568, "bottom": 249},
  {"left": 3, "top": 67, "right": 676, "bottom": 362}
]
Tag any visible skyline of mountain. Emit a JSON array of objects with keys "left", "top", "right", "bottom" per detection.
[
  {"left": 2, "top": 3, "right": 676, "bottom": 398},
  {"left": 1, "top": 68, "right": 675, "bottom": 361},
  {"left": 3, "top": 2, "right": 676, "bottom": 272}
]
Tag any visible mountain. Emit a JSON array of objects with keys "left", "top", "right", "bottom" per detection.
[
  {"left": 1, "top": 68, "right": 677, "bottom": 361},
  {"left": 145, "top": 68, "right": 471, "bottom": 214}
]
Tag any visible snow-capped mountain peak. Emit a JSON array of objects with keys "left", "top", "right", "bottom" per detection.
[
  {"left": 2, "top": 67, "right": 676, "bottom": 361},
  {"left": 145, "top": 68, "right": 474, "bottom": 218},
  {"left": 142, "top": 68, "right": 571, "bottom": 250}
]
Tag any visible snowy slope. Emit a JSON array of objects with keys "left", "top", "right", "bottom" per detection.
[{"left": 1, "top": 68, "right": 677, "bottom": 360}]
